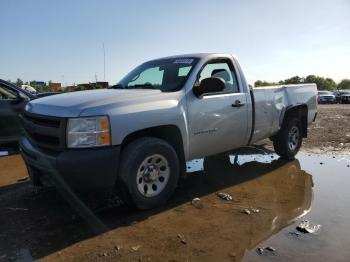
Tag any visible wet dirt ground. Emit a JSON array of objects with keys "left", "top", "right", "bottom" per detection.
[
  {"left": 1, "top": 153, "right": 350, "bottom": 261},
  {"left": 0, "top": 104, "right": 349, "bottom": 261}
]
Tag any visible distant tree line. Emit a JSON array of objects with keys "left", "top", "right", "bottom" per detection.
[
  {"left": 7, "top": 78, "right": 53, "bottom": 92},
  {"left": 254, "top": 75, "right": 350, "bottom": 90}
]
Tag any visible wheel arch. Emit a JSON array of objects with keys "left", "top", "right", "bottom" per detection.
[
  {"left": 120, "top": 125, "right": 186, "bottom": 175},
  {"left": 280, "top": 104, "right": 308, "bottom": 138}
]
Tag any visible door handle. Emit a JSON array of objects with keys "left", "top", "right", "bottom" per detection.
[{"left": 232, "top": 100, "right": 245, "bottom": 107}]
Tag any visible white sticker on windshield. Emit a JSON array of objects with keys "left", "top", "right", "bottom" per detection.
[{"left": 174, "top": 58, "right": 194, "bottom": 64}]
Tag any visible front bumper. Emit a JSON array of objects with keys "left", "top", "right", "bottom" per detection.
[
  {"left": 19, "top": 137, "right": 120, "bottom": 192},
  {"left": 318, "top": 98, "right": 336, "bottom": 104}
]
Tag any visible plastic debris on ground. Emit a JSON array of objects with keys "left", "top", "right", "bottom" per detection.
[
  {"left": 242, "top": 208, "right": 260, "bottom": 215},
  {"left": 131, "top": 245, "right": 140, "bottom": 251},
  {"left": 191, "top": 197, "right": 203, "bottom": 209},
  {"left": 243, "top": 208, "right": 251, "bottom": 215},
  {"left": 296, "top": 220, "right": 322, "bottom": 234},
  {"left": 256, "top": 246, "right": 276, "bottom": 255},
  {"left": 177, "top": 234, "right": 187, "bottom": 244},
  {"left": 216, "top": 192, "right": 233, "bottom": 201}
]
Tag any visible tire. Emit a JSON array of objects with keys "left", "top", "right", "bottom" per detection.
[
  {"left": 273, "top": 118, "right": 302, "bottom": 160},
  {"left": 117, "top": 137, "right": 180, "bottom": 210}
]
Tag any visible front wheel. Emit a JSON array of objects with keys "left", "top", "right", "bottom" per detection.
[
  {"left": 117, "top": 137, "right": 180, "bottom": 210},
  {"left": 273, "top": 118, "right": 303, "bottom": 160}
]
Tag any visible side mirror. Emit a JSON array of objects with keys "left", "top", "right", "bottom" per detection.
[
  {"left": 16, "top": 92, "right": 30, "bottom": 102},
  {"left": 193, "top": 77, "right": 226, "bottom": 98}
]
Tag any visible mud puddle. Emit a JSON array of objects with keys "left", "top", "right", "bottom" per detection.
[
  {"left": 242, "top": 153, "right": 350, "bottom": 261},
  {"left": 0, "top": 152, "right": 350, "bottom": 261}
]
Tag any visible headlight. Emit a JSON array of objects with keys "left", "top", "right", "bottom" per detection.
[{"left": 67, "top": 116, "right": 111, "bottom": 148}]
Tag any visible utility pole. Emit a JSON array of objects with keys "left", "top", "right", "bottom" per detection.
[
  {"left": 61, "top": 75, "right": 65, "bottom": 87},
  {"left": 103, "top": 43, "right": 106, "bottom": 81}
]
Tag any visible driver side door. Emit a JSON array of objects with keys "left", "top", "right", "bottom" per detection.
[
  {"left": 187, "top": 59, "right": 249, "bottom": 159},
  {"left": 0, "top": 83, "right": 27, "bottom": 144}
]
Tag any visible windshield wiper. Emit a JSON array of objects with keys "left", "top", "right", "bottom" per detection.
[
  {"left": 129, "top": 84, "right": 156, "bottom": 89},
  {"left": 110, "top": 84, "right": 124, "bottom": 89},
  {"left": 112, "top": 83, "right": 158, "bottom": 90}
]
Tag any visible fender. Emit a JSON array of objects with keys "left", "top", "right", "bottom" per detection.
[{"left": 280, "top": 104, "right": 308, "bottom": 137}]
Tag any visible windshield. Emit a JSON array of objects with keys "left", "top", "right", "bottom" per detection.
[{"left": 116, "top": 58, "right": 198, "bottom": 92}]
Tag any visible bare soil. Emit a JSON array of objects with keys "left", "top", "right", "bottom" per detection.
[{"left": 303, "top": 104, "right": 350, "bottom": 153}]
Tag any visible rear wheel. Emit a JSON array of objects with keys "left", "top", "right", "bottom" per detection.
[
  {"left": 117, "top": 137, "right": 179, "bottom": 209},
  {"left": 273, "top": 118, "right": 302, "bottom": 160}
]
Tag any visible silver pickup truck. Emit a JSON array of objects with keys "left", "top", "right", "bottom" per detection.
[{"left": 20, "top": 53, "right": 317, "bottom": 209}]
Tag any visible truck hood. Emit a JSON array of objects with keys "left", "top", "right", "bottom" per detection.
[{"left": 25, "top": 89, "right": 175, "bottom": 117}]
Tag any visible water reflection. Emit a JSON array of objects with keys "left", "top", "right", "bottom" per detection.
[{"left": 177, "top": 154, "right": 314, "bottom": 260}]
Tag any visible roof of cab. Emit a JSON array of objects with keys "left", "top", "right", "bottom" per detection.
[{"left": 147, "top": 53, "right": 234, "bottom": 62}]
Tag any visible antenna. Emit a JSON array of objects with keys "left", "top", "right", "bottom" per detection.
[{"left": 103, "top": 43, "right": 106, "bottom": 81}]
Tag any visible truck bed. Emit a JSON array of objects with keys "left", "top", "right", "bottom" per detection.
[{"left": 250, "top": 84, "right": 317, "bottom": 143}]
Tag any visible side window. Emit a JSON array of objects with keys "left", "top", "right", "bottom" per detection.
[
  {"left": 199, "top": 62, "right": 239, "bottom": 93},
  {"left": 0, "top": 85, "right": 18, "bottom": 100},
  {"left": 178, "top": 66, "right": 191, "bottom": 77},
  {"left": 128, "top": 67, "right": 164, "bottom": 87}
]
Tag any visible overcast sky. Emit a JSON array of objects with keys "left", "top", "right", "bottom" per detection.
[{"left": 0, "top": 0, "right": 349, "bottom": 86}]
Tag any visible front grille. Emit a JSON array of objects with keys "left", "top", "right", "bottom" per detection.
[{"left": 21, "top": 112, "right": 66, "bottom": 151}]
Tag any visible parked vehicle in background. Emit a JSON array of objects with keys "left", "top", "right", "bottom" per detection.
[
  {"left": 19, "top": 53, "right": 317, "bottom": 209},
  {"left": 333, "top": 90, "right": 341, "bottom": 103},
  {"left": 0, "top": 79, "right": 58, "bottom": 146},
  {"left": 317, "top": 91, "right": 336, "bottom": 104},
  {"left": 338, "top": 90, "right": 350, "bottom": 104},
  {"left": 21, "top": 84, "right": 37, "bottom": 94}
]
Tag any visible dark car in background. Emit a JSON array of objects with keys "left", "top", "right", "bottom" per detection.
[
  {"left": 317, "top": 91, "right": 336, "bottom": 104},
  {"left": 0, "top": 79, "right": 58, "bottom": 146},
  {"left": 335, "top": 90, "right": 350, "bottom": 104},
  {"left": 333, "top": 90, "right": 341, "bottom": 103}
]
